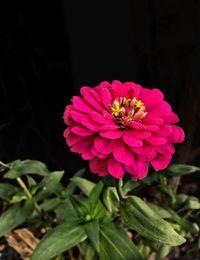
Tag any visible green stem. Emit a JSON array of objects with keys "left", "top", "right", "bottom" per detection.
[
  {"left": 117, "top": 178, "right": 125, "bottom": 200},
  {"left": 16, "top": 177, "right": 42, "bottom": 215}
]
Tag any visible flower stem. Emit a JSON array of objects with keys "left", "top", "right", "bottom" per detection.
[
  {"left": 117, "top": 178, "right": 125, "bottom": 200},
  {"left": 0, "top": 161, "right": 10, "bottom": 169},
  {"left": 16, "top": 177, "right": 42, "bottom": 215}
]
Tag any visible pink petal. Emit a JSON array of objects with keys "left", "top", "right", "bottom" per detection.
[
  {"left": 150, "top": 101, "right": 172, "bottom": 117},
  {"left": 91, "top": 112, "right": 114, "bottom": 125},
  {"left": 156, "top": 125, "right": 172, "bottom": 137},
  {"left": 164, "top": 112, "right": 179, "bottom": 124},
  {"left": 157, "top": 144, "right": 175, "bottom": 155},
  {"left": 167, "top": 125, "right": 185, "bottom": 143},
  {"left": 70, "top": 137, "right": 92, "bottom": 153},
  {"left": 94, "top": 136, "right": 115, "bottom": 154},
  {"left": 99, "top": 125, "right": 119, "bottom": 130},
  {"left": 147, "top": 135, "right": 167, "bottom": 145},
  {"left": 142, "top": 115, "right": 164, "bottom": 126},
  {"left": 97, "top": 87, "right": 113, "bottom": 107},
  {"left": 130, "top": 129, "right": 151, "bottom": 139},
  {"left": 95, "top": 81, "right": 111, "bottom": 89},
  {"left": 100, "top": 129, "right": 122, "bottom": 139},
  {"left": 113, "top": 140, "right": 135, "bottom": 166},
  {"left": 90, "top": 157, "right": 108, "bottom": 176},
  {"left": 80, "top": 86, "right": 105, "bottom": 112},
  {"left": 151, "top": 154, "right": 172, "bottom": 171},
  {"left": 139, "top": 88, "right": 164, "bottom": 111},
  {"left": 81, "top": 150, "right": 95, "bottom": 160},
  {"left": 123, "top": 130, "right": 143, "bottom": 147},
  {"left": 131, "top": 143, "right": 156, "bottom": 159},
  {"left": 123, "top": 82, "right": 141, "bottom": 99},
  {"left": 65, "top": 131, "right": 88, "bottom": 147},
  {"left": 81, "top": 116, "right": 100, "bottom": 131},
  {"left": 111, "top": 80, "right": 136, "bottom": 99},
  {"left": 144, "top": 125, "right": 160, "bottom": 131},
  {"left": 63, "top": 107, "right": 76, "bottom": 125},
  {"left": 91, "top": 146, "right": 108, "bottom": 159},
  {"left": 127, "top": 121, "right": 146, "bottom": 129},
  {"left": 108, "top": 157, "right": 125, "bottom": 178},
  {"left": 125, "top": 157, "right": 148, "bottom": 180},
  {"left": 72, "top": 96, "right": 94, "bottom": 113},
  {"left": 71, "top": 125, "right": 94, "bottom": 136},
  {"left": 70, "top": 110, "right": 83, "bottom": 123}
]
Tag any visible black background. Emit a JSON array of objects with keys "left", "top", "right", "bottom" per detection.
[{"left": 1, "top": 0, "right": 200, "bottom": 176}]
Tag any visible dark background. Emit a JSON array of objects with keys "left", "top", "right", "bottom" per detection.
[{"left": 1, "top": 0, "right": 200, "bottom": 175}]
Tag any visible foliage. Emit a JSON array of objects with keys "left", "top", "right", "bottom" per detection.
[{"left": 0, "top": 160, "right": 199, "bottom": 259}]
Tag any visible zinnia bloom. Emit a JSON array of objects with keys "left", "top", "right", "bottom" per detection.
[{"left": 63, "top": 80, "right": 184, "bottom": 179}]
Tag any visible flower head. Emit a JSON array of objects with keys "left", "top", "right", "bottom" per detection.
[{"left": 63, "top": 80, "right": 184, "bottom": 179}]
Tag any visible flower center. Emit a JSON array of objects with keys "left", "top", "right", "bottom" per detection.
[{"left": 110, "top": 97, "right": 147, "bottom": 127}]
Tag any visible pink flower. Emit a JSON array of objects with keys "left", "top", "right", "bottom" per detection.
[{"left": 63, "top": 80, "right": 184, "bottom": 180}]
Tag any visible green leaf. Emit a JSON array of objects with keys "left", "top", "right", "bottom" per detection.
[
  {"left": 27, "top": 176, "right": 37, "bottom": 187},
  {"left": 174, "top": 194, "right": 188, "bottom": 208},
  {"left": 147, "top": 202, "right": 172, "bottom": 219},
  {"left": 70, "top": 176, "right": 95, "bottom": 196},
  {"left": 0, "top": 199, "right": 34, "bottom": 236},
  {"left": 167, "top": 164, "right": 200, "bottom": 176},
  {"left": 84, "top": 219, "right": 100, "bottom": 253},
  {"left": 184, "top": 196, "right": 200, "bottom": 210},
  {"left": 156, "top": 245, "right": 171, "bottom": 260},
  {"left": 99, "top": 222, "right": 144, "bottom": 260},
  {"left": 36, "top": 171, "right": 64, "bottom": 200},
  {"left": 70, "top": 195, "right": 89, "bottom": 220},
  {"left": 31, "top": 223, "right": 87, "bottom": 260},
  {"left": 4, "top": 160, "right": 49, "bottom": 179},
  {"left": 85, "top": 181, "right": 104, "bottom": 212},
  {"left": 123, "top": 180, "right": 141, "bottom": 195},
  {"left": 54, "top": 198, "right": 79, "bottom": 223},
  {"left": 0, "top": 183, "right": 19, "bottom": 200},
  {"left": 80, "top": 241, "right": 96, "bottom": 260},
  {"left": 65, "top": 168, "right": 85, "bottom": 195},
  {"left": 40, "top": 197, "right": 62, "bottom": 211},
  {"left": 179, "top": 219, "right": 199, "bottom": 233},
  {"left": 102, "top": 187, "right": 119, "bottom": 214},
  {"left": 121, "top": 196, "right": 186, "bottom": 246}
]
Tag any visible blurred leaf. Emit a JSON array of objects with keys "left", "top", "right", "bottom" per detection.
[
  {"left": 137, "top": 244, "right": 150, "bottom": 259},
  {"left": 36, "top": 171, "right": 64, "bottom": 200},
  {"left": 27, "top": 176, "right": 37, "bottom": 188},
  {"left": 0, "top": 183, "right": 19, "bottom": 200},
  {"left": 121, "top": 196, "right": 186, "bottom": 246},
  {"left": 65, "top": 168, "right": 85, "bottom": 195},
  {"left": 102, "top": 187, "right": 119, "bottom": 214},
  {"left": 99, "top": 222, "right": 144, "bottom": 260},
  {"left": 0, "top": 199, "right": 34, "bottom": 237},
  {"left": 10, "top": 193, "right": 27, "bottom": 203},
  {"left": 123, "top": 180, "right": 141, "bottom": 195},
  {"left": 184, "top": 196, "right": 200, "bottom": 210},
  {"left": 147, "top": 202, "right": 172, "bottom": 219},
  {"left": 31, "top": 223, "right": 87, "bottom": 260},
  {"left": 179, "top": 219, "right": 199, "bottom": 233},
  {"left": 80, "top": 241, "right": 96, "bottom": 260},
  {"left": 102, "top": 175, "right": 116, "bottom": 187},
  {"left": 173, "top": 194, "right": 188, "bottom": 209},
  {"left": 70, "top": 176, "right": 95, "bottom": 196},
  {"left": 156, "top": 245, "right": 171, "bottom": 260},
  {"left": 4, "top": 160, "right": 49, "bottom": 179},
  {"left": 84, "top": 219, "right": 100, "bottom": 253},
  {"left": 167, "top": 164, "right": 200, "bottom": 176}
]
